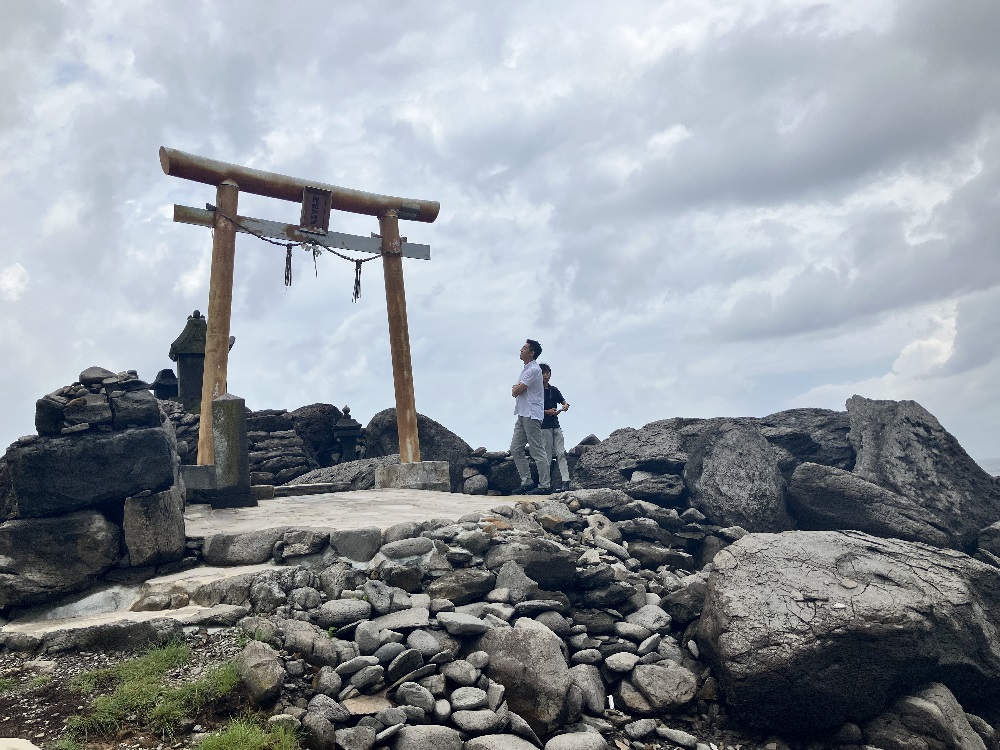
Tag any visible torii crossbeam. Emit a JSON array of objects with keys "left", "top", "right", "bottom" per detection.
[{"left": 159, "top": 147, "right": 439, "bottom": 467}]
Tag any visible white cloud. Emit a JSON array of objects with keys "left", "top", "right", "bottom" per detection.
[{"left": 0, "top": 264, "right": 29, "bottom": 302}]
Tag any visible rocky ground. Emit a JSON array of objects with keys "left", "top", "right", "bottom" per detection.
[{"left": 0, "top": 629, "right": 246, "bottom": 749}]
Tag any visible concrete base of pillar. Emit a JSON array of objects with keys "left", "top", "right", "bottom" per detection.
[{"left": 375, "top": 461, "right": 450, "bottom": 491}]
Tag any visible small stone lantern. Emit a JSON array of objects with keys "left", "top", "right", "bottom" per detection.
[{"left": 332, "top": 406, "right": 363, "bottom": 464}]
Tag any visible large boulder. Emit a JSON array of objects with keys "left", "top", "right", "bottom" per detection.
[
  {"left": 697, "top": 530, "right": 1000, "bottom": 732},
  {"left": 571, "top": 417, "right": 708, "bottom": 491},
  {"left": 787, "top": 462, "right": 951, "bottom": 546},
  {"left": 757, "top": 407, "right": 855, "bottom": 478},
  {"left": 684, "top": 421, "right": 792, "bottom": 532},
  {"left": 0, "top": 510, "right": 121, "bottom": 609},
  {"left": 122, "top": 484, "right": 186, "bottom": 567},
  {"left": 288, "top": 455, "right": 400, "bottom": 491},
  {"left": 364, "top": 409, "right": 472, "bottom": 492},
  {"left": 846, "top": 396, "right": 1000, "bottom": 550},
  {"left": 476, "top": 621, "right": 574, "bottom": 736},
  {"left": 1, "top": 426, "right": 176, "bottom": 520},
  {"left": 289, "top": 403, "right": 343, "bottom": 468}
]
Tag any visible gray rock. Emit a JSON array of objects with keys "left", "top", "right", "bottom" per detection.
[
  {"left": 630, "top": 662, "right": 698, "bottom": 711},
  {"left": 2, "top": 426, "right": 175, "bottom": 519},
  {"left": 79, "top": 365, "right": 116, "bottom": 385},
  {"left": 301, "top": 712, "right": 336, "bottom": 750},
  {"left": 329, "top": 527, "right": 383, "bottom": 562},
  {"left": 233, "top": 641, "right": 285, "bottom": 707},
  {"left": 437, "top": 611, "right": 490, "bottom": 635},
  {"left": 0, "top": 510, "right": 121, "bottom": 609},
  {"left": 334, "top": 724, "right": 376, "bottom": 750},
  {"left": 466, "top": 737, "right": 539, "bottom": 750},
  {"left": 349, "top": 664, "right": 384, "bottom": 690},
  {"left": 370, "top": 607, "right": 430, "bottom": 631},
  {"left": 863, "top": 682, "right": 987, "bottom": 750},
  {"left": 315, "top": 666, "right": 343, "bottom": 696},
  {"left": 757, "top": 407, "right": 854, "bottom": 475},
  {"left": 484, "top": 538, "right": 578, "bottom": 590},
  {"left": 441, "top": 659, "right": 480, "bottom": 686},
  {"left": 393, "top": 725, "right": 463, "bottom": 750},
  {"left": 122, "top": 485, "right": 185, "bottom": 567},
  {"left": 396, "top": 681, "right": 436, "bottom": 711},
  {"left": 465, "top": 473, "right": 489, "bottom": 495},
  {"left": 661, "top": 576, "right": 709, "bottom": 625},
  {"left": 407, "top": 627, "right": 460, "bottom": 657},
  {"left": 110, "top": 389, "right": 162, "bottom": 429},
  {"left": 846, "top": 395, "right": 1000, "bottom": 549},
  {"left": 698, "top": 530, "right": 1000, "bottom": 731},
  {"left": 605, "top": 652, "right": 640, "bottom": 673},
  {"left": 656, "top": 726, "right": 699, "bottom": 748},
  {"left": 625, "top": 718, "right": 657, "bottom": 739},
  {"left": 477, "top": 621, "right": 573, "bottom": 736},
  {"left": 315, "top": 598, "right": 372, "bottom": 628},
  {"left": 788, "top": 462, "right": 952, "bottom": 546},
  {"left": 288, "top": 455, "right": 399, "bottom": 492},
  {"left": 426, "top": 569, "right": 497, "bottom": 605},
  {"left": 545, "top": 734, "right": 608, "bottom": 750},
  {"left": 685, "top": 420, "right": 792, "bottom": 531},
  {"left": 452, "top": 708, "right": 503, "bottom": 733},
  {"left": 451, "top": 686, "right": 489, "bottom": 710},
  {"left": 307, "top": 693, "right": 351, "bottom": 724},
  {"left": 494, "top": 561, "right": 540, "bottom": 603},
  {"left": 364, "top": 408, "right": 472, "bottom": 492},
  {"left": 386, "top": 648, "right": 424, "bottom": 682},
  {"left": 336, "top": 655, "right": 379, "bottom": 676},
  {"left": 64, "top": 392, "right": 113, "bottom": 427},
  {"left": 626, "top": 604, "right": 672, "bottom": 634},
  {"left": 625, "top": 473, "right": 687, "bottom": 507},
  {"left": 202, "top": 528, "right": 285, "bottom": 566},
  {"left": 569, "top": 664, "right": 606, "bottom": 714},
  {"left": 381, "top": 536, "right": 434, "bottom": 558}
]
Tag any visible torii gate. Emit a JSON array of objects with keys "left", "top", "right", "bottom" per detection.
[{"left": 159, "top": 147, "right": 439, "bottom": 467}]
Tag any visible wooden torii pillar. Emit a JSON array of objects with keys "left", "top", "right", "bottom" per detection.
[{"left": 159, "top": 147, "right": 439, "bottom": 467}]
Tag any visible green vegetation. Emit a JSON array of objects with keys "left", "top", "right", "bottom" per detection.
[
  {"left": 196, "top": 716, "right": 300, "bottom": 750},
  {"left": 0, "top": 676, "right": 15, "bottom": 693},
  {"left": 29, "top": 675, "right": 53, "bottom": 688},
  {"left": 48, "top": 738, "right": 84, "bottom": 750},
  {"left": 65, "top": 641, "right": 242, "bottom": 739}
]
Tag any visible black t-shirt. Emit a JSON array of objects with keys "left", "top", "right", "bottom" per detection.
[{"left": 542, "top": 385, "right": 565, "bottom": 429}]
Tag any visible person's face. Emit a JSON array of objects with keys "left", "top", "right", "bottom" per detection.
[
  {"left": 542, "top": 370, "right": 551, "bottom": 385},
  {"left": 519, "top": 342, "right": 533, "bottom": 362}
]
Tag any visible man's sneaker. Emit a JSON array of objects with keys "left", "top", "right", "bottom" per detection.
[
  {"left": 529, "top": 486, "right": 552, "bottom": 496},
  {"left": 512, "top": 483, "right": 536, "bottom": 495},
  {"left": 561, "top": 482, "right": 571, "bottom": 491}
]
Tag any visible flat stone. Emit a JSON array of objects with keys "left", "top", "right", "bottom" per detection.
[
  {"left": 381, "top": 536, "right": 435, "bottom": 558},
  {"left": 437, "top": 611, "right": 490, "bottom": 635},
  {"left": 393, "top": 726, "right": 463, "bottom": 750},
  {"left": 466, "top": 735, "right": 541, "bottom": 750},
  {"left": 452, "top": 708, "right": 503, "bottom": 733},
  {"left": 545, "top": 733, "right": 608, "bottom": 749},
  {"left": 370, "top": 607, "right": 430, "bottom": 631},
  {"left": 451, "top": 686, "right": 489, "bottom": 710}
]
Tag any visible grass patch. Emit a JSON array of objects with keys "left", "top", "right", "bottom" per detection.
[
  {"left": 66, "top": 641, "right": 241, "bottom": 739},
  {"left": 29, "top": 675, "right": 53, "bottom": 688},
  {"left": 0, "top": 676, "right": 15, "bottom": 693},
  {"left": 197, "top": 716, "right": 301, "bottom": 750},
  {"left": 48, "top": 739, "right": 85, "bottom": 750}
]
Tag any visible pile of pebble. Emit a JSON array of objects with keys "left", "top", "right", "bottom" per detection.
[
  {"left": 190, "top": 487, "right": 741, "bottom": 750},
  {"left": 33, "top": 366, "right": 163, "bottom": 437}
]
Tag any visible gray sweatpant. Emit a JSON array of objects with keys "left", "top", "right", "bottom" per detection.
[{"left": 511, "top": 416, "right": 550, "bottom": 488}]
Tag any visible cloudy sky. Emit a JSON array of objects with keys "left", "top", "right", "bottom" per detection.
[{"left": 2, "top": 1, "right": 998, "bottom": 472}]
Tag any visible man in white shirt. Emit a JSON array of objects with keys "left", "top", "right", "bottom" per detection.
[{"left": 510, "top": 338, "right": 550, "bottom": 495}]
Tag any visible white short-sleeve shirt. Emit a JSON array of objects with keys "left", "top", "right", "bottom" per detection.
[{"left": 514, "top": 360, "right": 544, "bottom": 421}]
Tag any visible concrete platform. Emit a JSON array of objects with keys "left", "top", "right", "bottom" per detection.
[
  {"left": 185, "top": 487, "right": 506, "bottom": 536},
  {"left": 1, "top": 489, "right": 511, "bottom": 643}
]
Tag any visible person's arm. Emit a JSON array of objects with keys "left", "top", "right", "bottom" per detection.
[{"left": 512, "top": 382, "right": 527, "bottom": 397}]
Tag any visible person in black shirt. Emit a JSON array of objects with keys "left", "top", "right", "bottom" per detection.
[{"left": 539, "top": 363, "right": 571, "bottom": 491}]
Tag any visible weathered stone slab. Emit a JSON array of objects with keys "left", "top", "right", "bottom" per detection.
[
  {"left": 2, "top": 426, "right": 175, "bottom": 520},
  {"left": 123, "top": 484, "right": 185, "bottom": 567},
  {"left": 846, "top": 395, "right": 1000, "bottom": 549},
  {"left": 698, "top": 530, "right": 1000, "bottom": 731},
  {"left": 0, "top": 510, "right": 121, "bottom": 609}
]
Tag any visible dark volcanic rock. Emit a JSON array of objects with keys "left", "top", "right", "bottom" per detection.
[
  {"left": 698, "top": 530, "right": 1000, "bottom": 732},
  {"left": 2, "top": 426, "right": 176, "bottom": 520},
  {"left": 289, "top": 455, "right": 400, "bottom": 491},
  {"left": 289, "top": 403, "right": 343, "bottom": 468},
  {"left": 0, "top": 510, "right": 121, "bottom": 609},
  {"left": 788, "top": 462, "right": 951, "bottom": 547},
  {"left": 571, "top": 418, "right": 710, "bottom": 491},
  {"left": 364, "top": 409, "right": 472, "bottom": 492},
  {"left": 758, "top": 407, "right": 854, "bottom": 477},
  {"left": 846, "top": 396, "right": 1000, "bottom": 550},
  {"left": 685, "top": 421, "right": 792, "bottom": 532}
]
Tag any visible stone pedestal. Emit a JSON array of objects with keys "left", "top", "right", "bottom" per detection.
[
  {"left": 375, "top": 461, "right": 450, "bottom": 491},
  {"left": 211, "top": 394, "right": 255, "bottom": 508}
]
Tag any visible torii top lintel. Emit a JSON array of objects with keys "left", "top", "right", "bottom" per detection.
[{"left": 159, "top": 146, "right": 440, "bottom": 224}]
